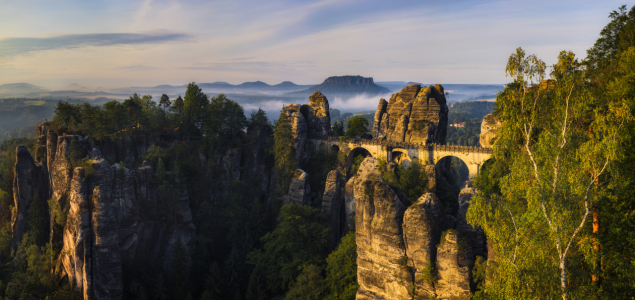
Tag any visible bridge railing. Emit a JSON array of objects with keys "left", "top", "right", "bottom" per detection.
[{"left": 311, "top": 136, "right": 493, "bottom": 154}]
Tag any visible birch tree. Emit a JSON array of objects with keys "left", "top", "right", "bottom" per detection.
[{"left": 468, "top": 48, "right": 631, "bottom": 299}]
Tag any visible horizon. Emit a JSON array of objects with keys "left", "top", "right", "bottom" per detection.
[{"left": 0, "top": 0, "right": 626, "bottom": 89}]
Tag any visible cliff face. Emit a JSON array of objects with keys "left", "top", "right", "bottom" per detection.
[
  {"left": 373, "top": 84, "right": 449, "bottom": 144},
  {"left": 12, "top": 124, "right": 199, "bottom": 300},
  {"left": 282, "top": 91, "right": 332, "bottom": 165},
  {"left": 351, "top": 157, "right": 480, "bottom": 300}
]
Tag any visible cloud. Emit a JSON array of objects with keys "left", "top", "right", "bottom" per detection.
[{"left": 0, "top": 32, "right": 191, "bottom": 58}]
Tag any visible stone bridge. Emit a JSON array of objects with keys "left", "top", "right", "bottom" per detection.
[{"left": 309, "top": 137, "right": 493, "bottom": 178}]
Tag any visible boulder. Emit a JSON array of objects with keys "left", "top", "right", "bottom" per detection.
[{"left": 479, "top": 113, "right": 501, "bottom": 148}]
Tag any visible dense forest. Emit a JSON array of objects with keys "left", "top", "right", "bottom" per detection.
[{"left": 0, "top": 4, "right": 633, "bottom": 300}]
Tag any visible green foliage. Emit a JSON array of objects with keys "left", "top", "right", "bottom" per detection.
[
  {"left": 467, "top": 46, "right": 634, "bottom": 299},
  {"left": 345, "top": 116, "right": 369, "bottom": 138},
  {"left": 249, "top": 108, "right": 270, "bottom": 128},
  {"left": 284, "top": 265, "right": 325, "bottom": 300},
  {"left": 159, "top": 94, "right": 171, "bottom": 111},
  {"left": 331, "top": 120, "right": 345, "bottom": 137},
  {"left": 248, "top": 204, "right": 329, "bottom": 297},
  {"left": 377, "top": 159, "right": 429, "bottom": 202},
  {"left": 183, "top": 82, "right": 209, "bottom": 136},
  {"left": 421, "top": 262, "right": 438, "bottom": 285},
  {"left": 324, "top": 231, "right": 358, "bottom": 300},
  {"left": 350, "top": 153, "right": 366, "bottom": 177},
  {"left": 472, "top": 256, "right": 486, "bottom": 291},
  {"left": 273, "top": 110, "right": 297, "bottom": 191},
  {"left": 204, "top": 94, "right": 249, "bottom": 149},
  {"left": 303, "top": 148, "right": 339, "bottom": 208}
]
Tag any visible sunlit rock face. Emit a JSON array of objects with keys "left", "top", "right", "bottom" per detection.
[
  {"left": 479, "top": 113, "right": 501, "bottom": 148},
  {"left": 373, "top": 84, "right": 448, "bottom": 144},
  {"left": 351, "top": 157, "right": 481, "bottom": 300}
]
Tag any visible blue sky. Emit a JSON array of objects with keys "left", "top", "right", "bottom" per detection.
[{"left": 0, "top": 0, "right": 628, "bottom": 88}]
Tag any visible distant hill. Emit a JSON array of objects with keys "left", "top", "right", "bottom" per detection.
[
  {"left": 0, "top": 83, "right": 49, "bottom": 96},
  {"left": 285, "top": 76, "right": 391, "bottom": 98}
]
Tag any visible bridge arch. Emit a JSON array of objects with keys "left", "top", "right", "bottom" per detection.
[
  {"left": 436, "top": 156, "right": 470, "bottom": 189},
  {"left": 390, "top": 147, "right": 413, "bottom": 168},
  {"left": 347, "top": 147, "right": 373, "bottom": 175}
]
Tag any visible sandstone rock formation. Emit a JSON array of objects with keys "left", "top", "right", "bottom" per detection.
[
  {"left": 435, "top": 230, "right": 473, "bottom": 300},
  {"left": 321, "top": 170, "right": 345, "bottom": 250},
  {"left": 13, "top": 123, "right": 198, "bottom": 300},
  {"left": 403, "top": 195, "right": 439, "bottom": 298},
  {"left": 285, "top": 169, "right": 311, "bottom": 206},
  {"left": 479, "top": 113, "right": 501, "bottom": 148},
  {"left": 343, "top": 157, "right": 383, "bottom": 231},
  {"left": 373, "top": 84, "right": 448, "bottom": 144},
  {"left": 282, "top": 92, "right": 332, "bottom": 165},
  {"left": 355, "top": 178, "right": 411, "bottom": 300},
  {"left": 12, "top": 145, "right": 49, "bottom": 251},
  {"left": 351, "top": 157, "right": 481, "bottom": 300}
]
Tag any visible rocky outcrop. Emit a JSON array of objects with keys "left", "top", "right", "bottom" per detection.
[
  {"left": 12, "top": 145, "right": 49, "bottom": 251},
  {"left": 372, "top": 99, "right": 388, "bottom": 140},
  {"left": 321, "top": 170, "right": 346, "bottom": 250},
  {"left": 373, "top": 84, "right": 448, "bottom": 144},
  {"left": 13, "top": 123, "right": 198, "bottom": 300},
  {"left": 356, "top": 180, "right": 411, "bottom": 300},
  {"left": 351, "top": 158, "right": 481, "bottom": 300},
  {"left": 403, "top": 196, "right": 439, "bottom": 298},
  {"left": 435, "top": 230, "right": 473, "bottom": 300},
  {"left": 285, "top": 169, "right": 311, "bottom": 206},
  {"left": 479, "top": 113, "right": 501, "bottom": 148},
  {"left": 343, "top": 157, "right": 383, "bottom": 231},
  {"left": 282, "top": 92, "right": 331, "bottom": 165},
  {"left": 303, "top": 91, "right": 331, "bottom": 138}
]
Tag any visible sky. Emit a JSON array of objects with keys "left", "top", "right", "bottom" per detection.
[{"left": 0, "top": 0, "right": 629, "bottom": 89}]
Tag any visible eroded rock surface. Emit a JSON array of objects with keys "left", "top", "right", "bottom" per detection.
[
  {"left": 435, "top": 230, "right": 473, "bottom": 300},
  {"left": 282, "top": 92, "right": 332, "bottom": 165},
  {"left": 373, "top": 84, "right": 448, "bottom": 144},
  {"left": 321, "top": 170, "right": 345, "bottom": 249},
  {"left": 351, "top": 158, "right": 480, "bottom": 300},
  {"left": 356, "top": 180, "right": 411, "bottom": 300},
  {"left": 285, "top": 169, "right": 311, "bottom": 206},
  {"left": 12, "top": 145, "right": 49, "bottom": 251},
  {"left": 14, "top": 123, "right": 198, "bottom": 300},
  {"left": 479, "top": 113, "right": 501, "bottom": 148}
]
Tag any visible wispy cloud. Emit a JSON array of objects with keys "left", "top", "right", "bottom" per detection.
[{"left": 0, "top": 32, "right": 192, "bottom": 58}]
